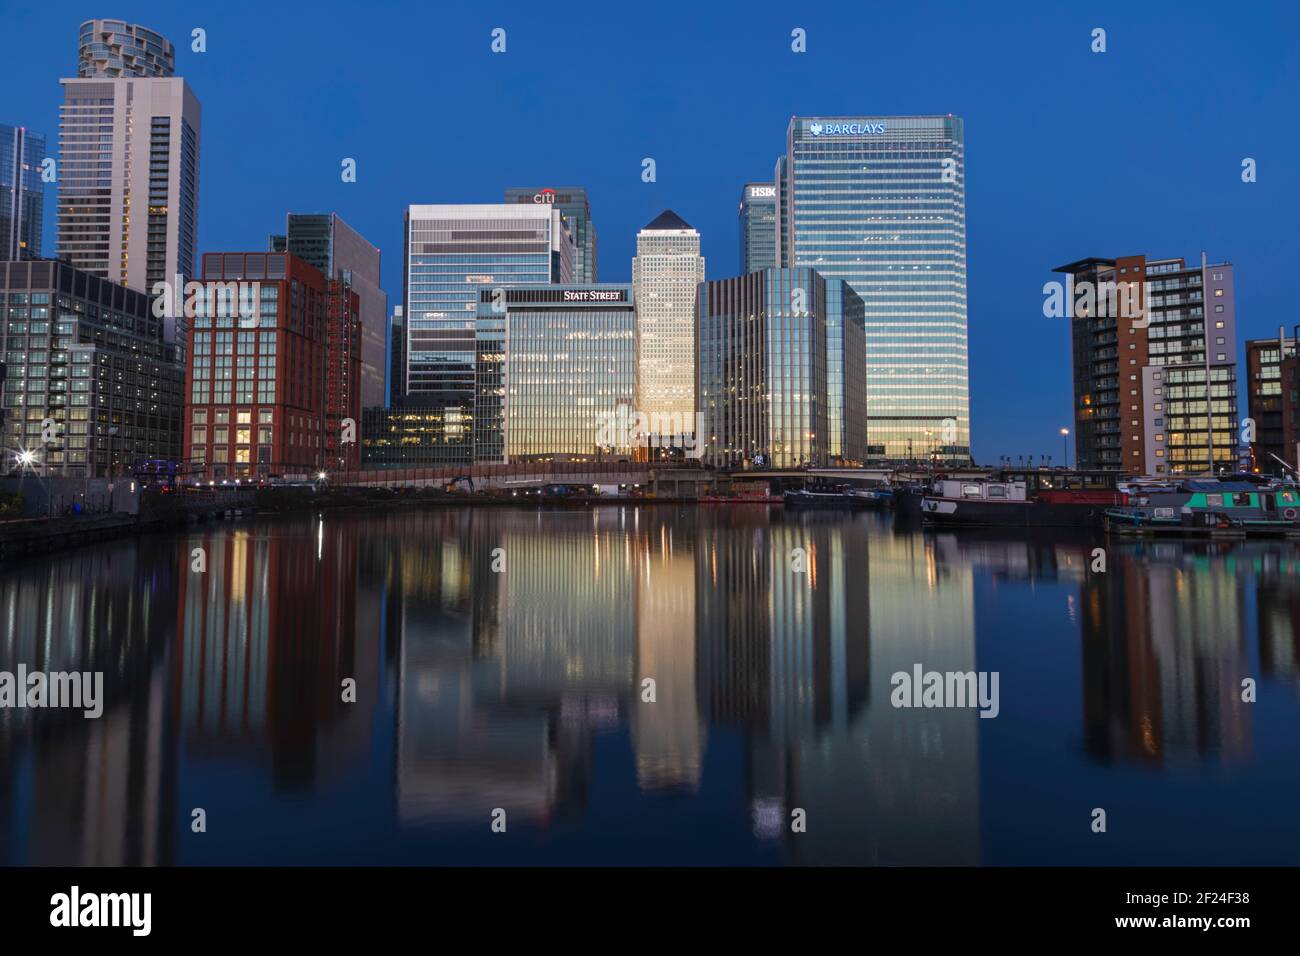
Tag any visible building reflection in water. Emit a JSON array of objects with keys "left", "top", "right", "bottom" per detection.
[
  {"left": 1080, "top": 541, "right": 1253, "bottom": 766},
  {"left": 1, "top": 510, "right": 1296, "bottom": 865},
  {"left": 0, "top": 541, "right": 177, "bottom": 865}
]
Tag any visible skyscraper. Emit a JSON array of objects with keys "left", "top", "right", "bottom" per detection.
[
  {"left": 1, "top": 125, "right": 46, "bottom": 261},
  {"left": 401, "top": 204, "right": 573, "bottom": 408},
  {"left": 474, "top": 285, "right": 636, "bottom": 462},
  {"left": 632, "top": 210, "right": 704, "bottom": 450},
  {"left": 504, "top": 187, "right": 598, "bottom": 283},
  {"left": 697, "top": 268, "right": 865, "bottom": 469},
  {"left": 57, "top": 21, "right": 200, "bottom": 354},
  {"left": 271, "top": 213, "right": 389, "bottom": 409},
  {"left": 1054, "top": 253, "right": 1239, "bottom": 475},
  {"left": 738, "top": 183, "right": 776, "bottom": 274},
  {"left": 782, "top": 115, "right": 969, "bottom": 464}
]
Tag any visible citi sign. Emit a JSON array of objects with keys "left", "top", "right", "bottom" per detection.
[
  {"left": 808, "top": 122, "right": 887, "bottom": 136},
  {"left": 533, "top": 188, "right": 557, "bottom": 204}
]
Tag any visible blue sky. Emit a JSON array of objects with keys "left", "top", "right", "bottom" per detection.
[{"left": 7, "top": 0, "right": 1298, "bottom": 462}]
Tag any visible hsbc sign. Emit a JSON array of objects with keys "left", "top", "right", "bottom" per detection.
[{"left": 748, "top": 186, "right": 776, "bottom": 198}]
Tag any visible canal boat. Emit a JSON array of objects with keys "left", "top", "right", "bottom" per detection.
[
  {"left": 919, "top": 470, "right": 1127, "bottom": 529},
  {"left": 784, "top": 486, "right": 877, "bottom": 509},
  {"left": 1103, "top": 480, "right": 1300, "bottom": 537}
]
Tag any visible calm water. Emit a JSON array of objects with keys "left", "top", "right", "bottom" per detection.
[{"left": 1, "top": 506, "right": 1299, "bottom": 866}]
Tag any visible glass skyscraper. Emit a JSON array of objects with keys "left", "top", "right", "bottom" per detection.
[
  {"left": 698, "top": 268, "right": 865, "bottom": 469},
  {"left": 738, "top": 183, "right": 777, "bottom": 275},
  {"left": 504, "top": 188, "right": 598, "bottom": 283},
  {"left": 402, "top": 204, "right": 572, "bottom": 404},
  {"left": 781, "top": 115, "right": 969, "bottom": 464},
  {"left": 475, "top": 285, "right": 636, "bottom": 462},
  {"left": 400, "top": 204, "right": 572, "bottom": 462},
  {"left": 1, "top": 125, "right": 45, "bottom": 261}
]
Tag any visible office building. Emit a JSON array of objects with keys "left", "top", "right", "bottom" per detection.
[
  {"left": 361, "top": 405, "right": 467, "bottom": 468},
  {"left": 698, "top": 268, "right": 869, "bottom": 469},
  {"left": 476, "top": 285, "right": 636, "bottom": 462},
  {"left": 826, "top": 279, "right": 868, "bottom": 465},
  {"left": 387, "top": 304, "right": 404, "bottom": 405},
  {"left": 58, "top": 22, "right": 200, "bottom": 354},
  {"left": 781, "top": 115, "right": 969, "bottom": 463},
  {"left": 1054, "top": 254, "right": 1239, "bottom": 474},
  {"left": 505, "top": 187, "right": 598, "bottom": 283},
  {"left": 183, "top": 252, "right": 359, "bottom": 477},
  {"left": 1, "top": 125, "right": 46, "bottom": 261},
  {"left": 632, "top": 210, "right": 704, "bottom": 450},
  {"left": 268, "top": 213, "right": 388, "bottom": 409},
  {"left": 738, "top": 183, "right": 777, "bottom": 274},
  {"left": 0, "top": 258, "right": 183, "bottom": 476},
  {"left": 1245, "top": 330, "right": 1299, "bottom": 475},
  {"left": 400, "top": 203, "right": 573, "bottom": 415}
]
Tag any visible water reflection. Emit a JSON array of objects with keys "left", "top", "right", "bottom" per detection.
[{"left": 1, "top": 509, "right": 1297, "bottom": 865}]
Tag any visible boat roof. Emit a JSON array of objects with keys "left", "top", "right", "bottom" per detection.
[{"left": 1182, "top": 480, "right": 1258, "bottom": 492}]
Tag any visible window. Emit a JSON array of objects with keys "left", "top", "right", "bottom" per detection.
[
  {"left": 961, "top": 484, "right": 983, "bottom": 498},
  {"left": 1214, "top": 305, "right": 1224, "bottom": 313}
]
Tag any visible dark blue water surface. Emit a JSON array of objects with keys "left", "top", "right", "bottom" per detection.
[{"left": 2, "top": 506, "right": 1298, "bottom": 865}]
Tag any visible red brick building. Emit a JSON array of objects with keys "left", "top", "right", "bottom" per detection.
[{"left": 183, "top": 252, "right": 360, "bottom": 478}]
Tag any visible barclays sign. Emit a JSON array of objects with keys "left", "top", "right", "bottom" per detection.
[{"left": 808, "top": 122, "right": 887, "bottom": 136}]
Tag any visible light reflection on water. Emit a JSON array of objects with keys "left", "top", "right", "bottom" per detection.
[{"left": 1, "top": 507, "right": 1298, "bottom": 865}]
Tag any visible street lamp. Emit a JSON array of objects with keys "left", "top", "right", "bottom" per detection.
[{"left": 1060, "top": 428, "right": 1070, "bottom": 469}]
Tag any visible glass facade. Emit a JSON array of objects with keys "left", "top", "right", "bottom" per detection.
[
  {"left": 402, "top": 205, "right": 571, "bottom": 410},
  {"left": 0, "top": 259, "right": 182, "bottom": 476},
  {"left": 785, "top": 116, "right": 969, "bottom": 464},
  {"left": 477, "top": 286, "right": 636, "bottom": 462},
  {"left": 504, "top": 188, "right": 598, "bottom": 283},
  {"left": 698, "top": 268, "right": 849, "bottom": 469},
  {"left": 361, "top": 404, "right": 473, "bottom": 468},
  {"left": 1, "top": 125, "right": 46, "bottom": 261},
  {"left": 825, "top": 280, "right": 867, "bottom": 464},
  {"left": 738, "top": 183, "right": 777, "bottom": 275}
]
